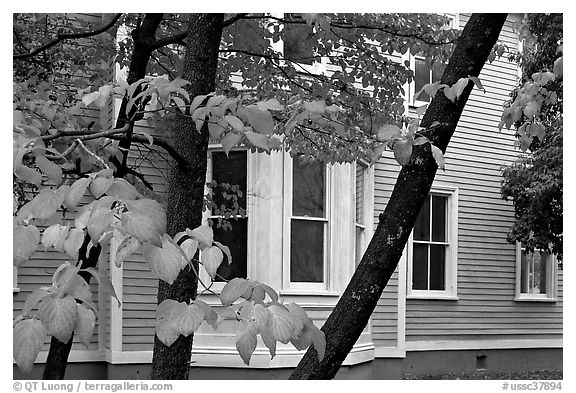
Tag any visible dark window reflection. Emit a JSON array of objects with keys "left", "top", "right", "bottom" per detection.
[
  {"left": 290, "top": 220, "right": 324, "bottom": 283},
  {"left": 292, "top": 157, "right": 325, "bottom": 217},
  {"left": 212, "top": 151, "right": 247, "bottom": 210}
]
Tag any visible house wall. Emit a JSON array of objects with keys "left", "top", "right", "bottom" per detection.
[{"left": 371, "top": 14, "right": 563, "bottom": 355}]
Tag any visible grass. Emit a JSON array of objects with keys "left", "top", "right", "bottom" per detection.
[{"left": 403, "top": 369, "right": 563, "bottom": 380}]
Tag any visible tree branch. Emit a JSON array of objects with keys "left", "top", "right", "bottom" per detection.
[
  {"left": 13, "top": 13, "right": 123, "bottom": 60},
  {"left": 108, "top": 134, "right": 188, "bottom": 170}
]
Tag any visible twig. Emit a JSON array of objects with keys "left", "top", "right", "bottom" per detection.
[{"left": 14, "top": 14, "right": 123, "bottom": 60}]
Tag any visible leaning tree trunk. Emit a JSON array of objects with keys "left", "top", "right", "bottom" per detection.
[
  {"left": 290, "top": 13, "right": 508, "bottom": 380},
  {"left": 150, "top": 13, "right": 224, "bottom": 380},
  {"left": 42, "top": 14, "right": 164, "bottom": 380}
]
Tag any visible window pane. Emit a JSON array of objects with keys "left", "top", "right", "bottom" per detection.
[
  {"left": 432, "top": 195, "right": 447, "bottom": 242},
  {"left": 538, "top": 252, "right": 549, "bottom": 294},
  {"left": 212, "top": 151, "right": 247, "bottom": 210},
  {"left": 283, "top": 14, "right": 315, "bottom": 65},
  {"left": 355, "top": 226, "right": 364, "bottom": 267},
  {"left": 414, "top": 58, "right": 432, "bottom": 102},
  {"left": 212, "top": 218, "right": 247, "bottom": 281},
  {"left": 521, "top": 252, "right": 529, "bottom": 293},
  {"left": 412, "top": 243, "right": 428, "bottom": 290},
  {"left": 429, "top": 244, "right": 446, "bottom": 290},
  {"left": 292, "top": 157, "right": 325, "bottom": 217},
  {"left": 414, "top": 195, "right": 430, "bottom": 241},
  {"left": 290, "top": 219, "right": 324, "bottom": 282}
]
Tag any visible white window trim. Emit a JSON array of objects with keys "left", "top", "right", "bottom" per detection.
[
  {"left": 282, "top": 153, "right": 332, "bottom": 292},
  {"left": 515, "top": 244, "right": 558, "bottom": 302},
  {"left": 13, "top": 266, "right": 20, "bottom": 293},
  {"left": 406, "top": 185, "right": 458, "bottom": 300},
  {"left": 354, "top": 160, "right": 374, "bottom": 266},
  {"left": 200, "top": 145, "right": 254, "bottom": 293}
]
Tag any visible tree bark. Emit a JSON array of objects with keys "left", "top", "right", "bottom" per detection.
[
  {"left": 42, "top": 14, "right": 164, "bottom": 380},
  {"left": 289, "top": 13, "right": 508, "bottom": 380},
  {"left": 150, "top": 13, "right": 224, "bottom": 380}
]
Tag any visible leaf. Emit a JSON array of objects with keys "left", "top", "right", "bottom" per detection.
[
  {"left": 63, "top": 228, "right": 85, "bottom": 261},
  {"left": 236, "top": 321, "right": 258, "bottom": 365},
  {"left": 156, "top": 318, "right": 180, "bottom": 347},
  {"left": 256, "top": 99, "right": 284, "bottom": 111},
  {"left": 224, "top": 115, "right": 245, "bottom": 133},
  {"left": 303, "top": 100, "right": 326, "bottom": 113},
  {"left": 53, "top": 225, "right": 71, "bottom": 252},
  {"left": 13, "top": 318, "right": 47, "bottom": 373},
  {"left": 120, "top": 211, "right": 160, "bottom": 245},
  {"left": 180, "top": 238, "right": 199, "bottom": 261},
  {"left": 113, "top": 232, "right": 141, "bottom": 267},
  {"left": 553, "top": 56, "right": 563, "bottom": 76},
  {"left": 171, "top": 96, "right": 186, "bottom": 114},
  {"left": 14, "top": 163, "right": 42, "bottom": 187},
  {"left": 64, "top": 274, "right": 92, "bottom": 303},
  {"left": 412, "top": 136, "right": 430, "bottom": 146},
  {"left": 18, "top": 189, "right": 62, "bottom": 222},
  {"left": 527, "top": 123, "right": 545, "bottom": 140},
  {"left": 267, "top": 304, "right": 295, "bottom": 344},
  {"left": 23, "top": 287, "right": 50, "bottom": 316},
  {"left": 123, "top": 199, "right": 166, "bottom": 235},
  {"left": 260, "top": 326, "right": 277, "bottom": 359},
  {"left": 371, "top": 144, "right": 387, "bottom": 163},
  {"left": 189, "top": 93, "right": 210, "bottom": 114},
  {"left": 393, "top": 139, "right": 413, "bottom": 166},
  {"left": 220, "top": 278, "right": 253, "bottom": 307},
  {"left": 142, "top": 241, "right": 183, "bottom": 285},
  {"left": 430, "top": 144, "right": 446, "bottom": 171},
  {"left": 452, "top": 77, "right": 470, "bottom": 100},
  {"left": 208, "top": 118, "right": 228, "bottom": 140},
  {"left": 245, "top": 131, "right": 270, "bottom": 151},
  {"left": 201, "top": 246, "right": 224, "bottom": 280},
  {"left": 187, "top": 225, "right": 213, "bottom": 250},
  {"left": 192, "top": 299, "right": 218, "bottom": 330},
  {"left": 253, "top": 303, "right": 270, "bottom": 330},
  {"left": 443, "top": 86, "right": 457, "bottom": 102},
  {"left": 415, "top": 104, "right": 428, "bottom": 117},
  {"left": 256, "top": 282, "right": 279, "bottom": 303},
  {"left": 171, "top": 303, "right": 205, "bottom": 337},
  {"left": 89, "top": 176, "right": 113, "bottom": 199},
  {"left": 212, "top": 241, "right": 233, "bottom": 266},
  {"left": 35, "top": 154, "right": 62, "bottom": 185},
  {"left": 468, "top": 76, "right": 485, "bottom": 92},
  {"left": 310, "top": 325, "right": 326, "bottom": 361},
  {"left": 245, "top": 106, "right": 274, "bottom": 135},
  {"left": 220, "top": 132, "right": 242, "bottom": 156},
  {"left": 377, "top": 124, "right": 401, "bottom": 141},
  {"left": 75, "top": 304, "right": 96, "bottom": 347},
  {"left": 82, "top": 267, "right": 121, "bottom": 307},
  {"left": 14, "top": 225, "right": 40, "bottom": 266},
  {"left": 38, "top": 295, "right": 78, "bottom": 343},
  {"left": 106, "top": 178, "right": 139, "bottom": 200},
  {"left": 87, "top": 209, "right": 113, "bottom": 244},
  {"left": 75, "top": 202, "right": 93, "bottom": 230},
  {"left": 65, "top": 177, "right": 91, "bottom": 211}
]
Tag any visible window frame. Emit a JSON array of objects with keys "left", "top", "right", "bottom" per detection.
[
  {"left": 406, "top": 186, "right": 458, "bottom": 300},
  {"left": 354, "top": 160, "right": 371, "bottom": 266},
  {"left": 515, "top": 244, "right": 558, "bottom": 302},
  {"left": 201, "top": 146, "right": 253, "bottom": 292},
  {"left": 282, "top": 154, "right": 332, "bottom": 292}
]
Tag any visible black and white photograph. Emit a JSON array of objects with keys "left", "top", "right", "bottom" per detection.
[{"left": 11, "top": 9, "right": 564, "bottom": 387}]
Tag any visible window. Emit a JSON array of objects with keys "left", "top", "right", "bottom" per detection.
[
  {"left": 411, "top": 57, "right": 443, "bottom": 104},
  {"left": 407, "top": 188, "right": 458, "bottom": 299},
  {"left": 355, "top": 161, "right": 368, "bottom": 266},
  {"left": 280, "top": 13, "right": 327, "bottom": 75},
  {"left": 205, "top": 150, "right": 249, "bottom": 283},
  {"left": 288, "top": 156, "right": 329, "bottom": 288},
  {"left": 516, "top": 246, "right": 557, "bottom": 301},
  {"left": 13, "top": 266, "right": 20, "bottom": 293}
]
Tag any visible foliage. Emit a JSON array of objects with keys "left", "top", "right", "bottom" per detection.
[
  {"left": 13, "top": 12, "right": 476, "bottom": 374},
  {"left": 500, "top": 14, "right": 563, "bottom": 259}
]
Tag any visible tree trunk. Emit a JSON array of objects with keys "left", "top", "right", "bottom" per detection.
[
  {"left": 289, "top": 13, "right": 508, "bottom": 380},
  {"left": 150, "top": 13, "right": 224, "bottom": 380},
  {"left": 42, "top": 13, "right": 163, "bottom": 380}
]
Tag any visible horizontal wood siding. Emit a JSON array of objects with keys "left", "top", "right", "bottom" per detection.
[
  {"left": 398, "top": 14, "right": 561, "bottom": 344},
  {"left": 120, "top": 120, "right": 172, "bottom": 351}
]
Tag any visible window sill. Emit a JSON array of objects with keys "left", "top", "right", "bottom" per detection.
[
  {"left": 407, "top": 294, "right": 458, "bottom": 301},
  {"left": 279, "top": 290, "right": 340, "bottom": 297},
  {"left": 515, "top": 296, "right": 557, "bottom": 303}
]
